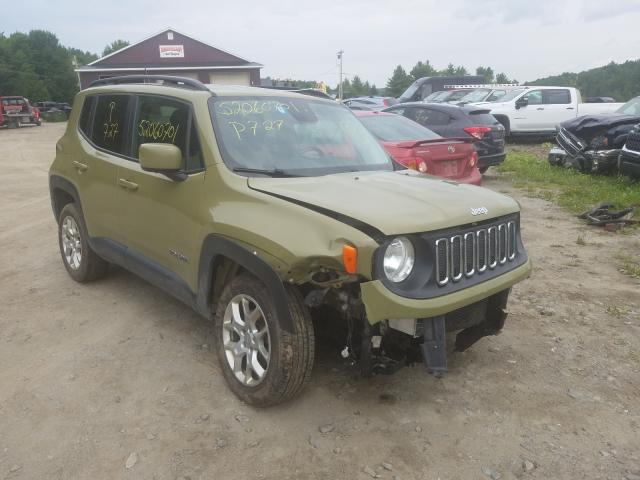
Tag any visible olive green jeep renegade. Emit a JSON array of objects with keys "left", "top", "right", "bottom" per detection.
[{"left": 49, "top": 76, "right": 531, "bottom": 406}]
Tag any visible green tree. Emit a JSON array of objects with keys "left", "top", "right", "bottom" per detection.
[
  {"left": 369, "top": 84, "right": 378, "bottom": 95},
  {"left": 495, "top": 72, "right": 512, "bottom": 84},
  {"left": 102, "top": 39, "right": 130, "bottom": 57},
  {"left": 476, "top": 66, "right": 494, "bottom": 83},
  {"left": 351, "top": 75, "right": 366, "bottom": 96},
  {"left": 443, "top": 63, "right": 455, "bottom": 75},
  {"left": 67, "top": 47, "right": 98, "bottom": 67},
  {"left": 0, "top": 30, "right": 79, "bottom": 102},
  {"left": 410, "top": 60, "right": 438, "bottom": 80},
  {"left": 386, "top": 65, "right": 412, "bottom": 97}
]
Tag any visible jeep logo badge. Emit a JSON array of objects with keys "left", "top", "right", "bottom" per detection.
[
  {"left": 447, "top": 145, "right": 456, "bottom": 153},
  {"left": 470, "top": 207, "right": 488, "bottom": 216}
]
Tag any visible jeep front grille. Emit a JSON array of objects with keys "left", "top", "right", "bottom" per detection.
[{"left": 435, "top": 220, "right": 518, "bottom": 286}]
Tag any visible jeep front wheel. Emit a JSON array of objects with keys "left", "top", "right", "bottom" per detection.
[
  {"left": 214, "top": 274, "right": 315, "bottom": 406},
  {"left": 58, "top": 203, "right": 109, "bottom": 282}
]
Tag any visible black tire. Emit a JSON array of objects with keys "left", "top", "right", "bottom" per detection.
[
  {"left": 494, "top": 115, "right": 510, "bottom": 137},
  {"left": 214, "top": 274, "right": 315, "bottom": 406},
  {"left": 479, "top": 166, "right": 489, "bottom": 174},
  {"left": 58, "top": 203, "right": 109, "bottom": 282}
]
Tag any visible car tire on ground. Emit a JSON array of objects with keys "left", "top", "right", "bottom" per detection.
[
  {"left": 479, "top": 166, "right": 489, "bottom": 174},
  {"left": 57, "top": 203, "right": 109, "bottom": 282},
  {"left": 214, "top": 274, "right": 315, "bottom": 407}
]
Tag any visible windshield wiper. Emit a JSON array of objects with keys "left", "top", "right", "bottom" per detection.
[{"left": 232, "top": 167, "right": 302, "bottom": 178}]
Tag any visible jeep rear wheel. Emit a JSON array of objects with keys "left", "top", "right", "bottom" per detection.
[
  {"left": 58, "top": 203, "right": 109, "bottom": 282},
  {"left": 214, "top": 274, "right": 315, "bottom": 406}
]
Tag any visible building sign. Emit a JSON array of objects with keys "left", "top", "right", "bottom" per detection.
[{"left": 159, "top": 45, "right": 184, "bottom": 58}]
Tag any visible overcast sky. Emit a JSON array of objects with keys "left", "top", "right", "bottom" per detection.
[{"left": 6, "top": 0, "right": 640, "bottom": 86}]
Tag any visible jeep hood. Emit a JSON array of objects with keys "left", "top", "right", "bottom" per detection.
[{"left": 248, "top": 170, "right": 519, "bottom": 237}]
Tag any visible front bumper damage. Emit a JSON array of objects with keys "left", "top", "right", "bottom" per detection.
[
  {"left": 359, "top": 259, "right": 532, "bottom": 375},
  {"left": 552, "top": 127, "right": 620, "bottom": 173}
]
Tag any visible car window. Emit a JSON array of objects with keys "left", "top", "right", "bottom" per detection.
[
  {"left": 616, "top": 97, "right": 640, "bottom": 115},
  {"left": 91, "top": 95, "right": 130, "bottom": 155},
  {"left": 132, "top": 95, "right": 203, "bottom": 172},
  {"left": 523, "top": 90, "right": 543, "bottom": 105},
  {"left": 543, "top": 89, "right": 571, "bottom": 105},
  {"left": 358, "top": 114, "right": 441, "bottom": 142},
  {"left": 413, "top": 108, "right": 450, "bottom": 126},
  {"left": 78, "top": 96, "right": 95, "bottom": 137},
  {"left": 467, "top": 111, "right": 499, "bottom": 125},
  {"left": 486, "top": 90, "right": 506, "bottom": 102}
]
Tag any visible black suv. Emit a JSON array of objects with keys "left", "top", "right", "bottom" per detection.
[{"left": 383, "top": 103, "right": 506, "bottom": 173}]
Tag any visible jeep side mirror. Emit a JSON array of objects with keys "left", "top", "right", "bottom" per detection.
[
  {"left": 515, "top": 97, "right": 528, "bottom": 109},
  {"left": 139, "top": 143, "right": 186, "bottom": 181}
]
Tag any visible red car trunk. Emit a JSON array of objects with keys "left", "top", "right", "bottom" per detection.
[{"left": 356, "top": 111, "right": 481, "bottom": 185}]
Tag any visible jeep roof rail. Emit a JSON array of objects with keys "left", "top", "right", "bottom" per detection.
[{"left": 89, "top": 75, "right": 209, "bottom": 91}]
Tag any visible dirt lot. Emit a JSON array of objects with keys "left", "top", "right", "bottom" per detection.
[{"left": 1, "top": 123, "right": 639, "bottom": 480}]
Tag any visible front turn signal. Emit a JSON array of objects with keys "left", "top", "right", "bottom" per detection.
[{"left": 342, "top": 245, "right": 358, "bottom": 274}]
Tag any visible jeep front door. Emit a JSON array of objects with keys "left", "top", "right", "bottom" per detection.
[{"left": 116, "top": 95, "right": 206, "bottom": 291}]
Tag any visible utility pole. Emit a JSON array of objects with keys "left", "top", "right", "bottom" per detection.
[{"left": 337, "top": 50, "right": 344, "bottom": 101}]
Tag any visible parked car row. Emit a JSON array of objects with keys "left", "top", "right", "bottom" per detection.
[
  {"left": 343, "top": 92, "right": 507, "bottom": 183},
  {"left": 32, "top": 100, "right": 73, "bottom": 117}
]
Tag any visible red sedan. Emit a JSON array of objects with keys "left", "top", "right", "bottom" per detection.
[{"left": 356, "top": 111, "right": 481, "bottom": 185}]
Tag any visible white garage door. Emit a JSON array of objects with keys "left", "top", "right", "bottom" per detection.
[{"left": 209, "top": 71, "right": 250, "bottom": 85}]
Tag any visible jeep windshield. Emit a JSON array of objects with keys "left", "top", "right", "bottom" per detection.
[{"left": 210, "top": 96, "right": 393, "bottom": 177}]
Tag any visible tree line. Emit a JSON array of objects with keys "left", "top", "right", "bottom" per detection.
[
  {"left": 526, "top": 60, "right": 640, "bottom": 102},
  {"left": 0, "top": 30, "right": 129, "bottom": 103},
  {"left": 383, "top": 61, "right": 517, "bottom": 97}
]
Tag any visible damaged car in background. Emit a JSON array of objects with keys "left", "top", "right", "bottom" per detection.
[{"left": 549, "top": 96, "right": 640, "bottom": 173}]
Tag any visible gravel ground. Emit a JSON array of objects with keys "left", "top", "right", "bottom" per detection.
[{"left": 1, "top": 123, "right": 639, "bottom": 480}]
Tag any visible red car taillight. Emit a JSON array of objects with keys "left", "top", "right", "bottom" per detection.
[
  {"left": 469, "top": 151, "right": 478, "bottom": 167},
  {"left": 383, "top": 98, "right": 390, "bottom": 107},
  {"left": 464, "top": 126, "right": 491, "bottom": 140}
]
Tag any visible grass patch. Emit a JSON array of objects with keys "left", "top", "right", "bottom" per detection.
[
  {"left": 497, "top": 151, "right": 640, "bottom": 215},
  {"left": 616, "top": 251, "right": 640, "bottom": 279}
]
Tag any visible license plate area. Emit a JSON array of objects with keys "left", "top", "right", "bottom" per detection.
[{"left": 441, "top": 160, "right": 459, "bottom": 176}]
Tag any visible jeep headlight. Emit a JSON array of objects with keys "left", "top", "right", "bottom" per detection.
[{"left": 383, "top": 237, "right": 415, "bottom": 282}]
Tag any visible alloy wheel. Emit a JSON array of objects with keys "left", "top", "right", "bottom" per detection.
[
  {"left": 222, "top": 294, "right": 271, "bottom": 386},
  {"left": 61, "top": 216, "right": 82, "bottom": 270}
]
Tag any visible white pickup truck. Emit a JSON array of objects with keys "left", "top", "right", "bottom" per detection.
[{"left": 471, "top": 86, "right": 623, "bottom": 136}]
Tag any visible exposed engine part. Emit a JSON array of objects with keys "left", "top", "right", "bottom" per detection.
[{"left": 420, "top": 316, "right": 447, "bottom": 377}]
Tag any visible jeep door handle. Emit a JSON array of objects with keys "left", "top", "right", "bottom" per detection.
[
  {"left": 566, "top": 107, "right": 574, "bottom": 110},
  {"left": 536, "top": 107, "right": 544, "bottom": 111},
  {"left": 118, "top": 178, "right": 138, "bottom": 191},
  {"left": 72, "top": 161, "right": 88, "bottom": 172}
]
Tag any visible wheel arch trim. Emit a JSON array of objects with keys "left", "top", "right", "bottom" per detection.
[
  {"left": 196, "top": 235, "right": 294, "bottom": 332},
  {"left": 49, "top": 175, "right": 82, "bottom": 221}
]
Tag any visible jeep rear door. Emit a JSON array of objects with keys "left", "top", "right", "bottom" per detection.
[{"left": 75, "top": 94, "right": 132, "bottom": 245}]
